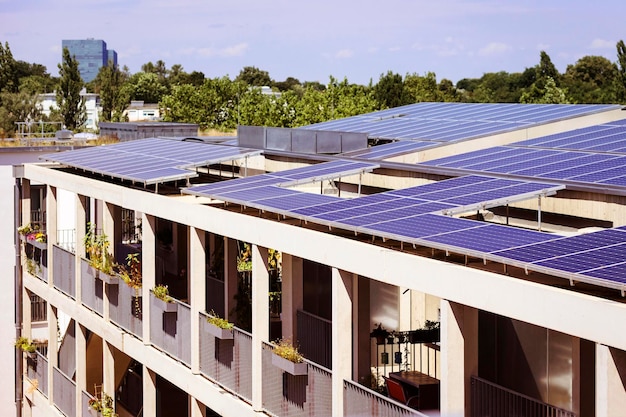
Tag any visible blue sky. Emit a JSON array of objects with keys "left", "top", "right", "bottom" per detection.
[{"left": 1, "top": 0, "right": 625, "bottom": 85}]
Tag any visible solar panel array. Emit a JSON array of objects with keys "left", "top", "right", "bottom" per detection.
[
  {"left": 421, "top": 120, "right": 626, "bottom": 188},
  {"left": 301, "top": 102, "right": 618, "bottom": 145},
  {"left": 40, "top": 138, "right": 261, "bottom": 185},
  {"left": 341, "top": 140, "right": 436, "bottom": 160}
]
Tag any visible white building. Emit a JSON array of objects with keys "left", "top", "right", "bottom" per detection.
[
  {"left": 38, "top": 90, "right": 100, "bottom": 131},
  {"left": 13, "top": 102, "right": 626, "bottom": 417}
]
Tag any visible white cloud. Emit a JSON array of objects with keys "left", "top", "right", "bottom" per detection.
[
  {"left": 388, "top": 46, "right": 401, "bottom": 52},
  {"left": 185, "top": 43, "right": 248, "bottom": 58},
  {"left": 221, "top": 43, "right": 248, "bottom": 57},
  {"left": 589, "top": 38, "right": 613, "bottom": 49},
  {"left": 335, "top": 49, "right": 354, "bottom": 59},
  {"left": 478, "top": 42, "right": 512, "bottom": 56},
  {"left": 536, "top": 43, "right": 550, "bottom": 51}
]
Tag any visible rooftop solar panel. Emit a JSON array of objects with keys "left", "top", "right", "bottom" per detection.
[{"left": 41, "top": 138, "right": 261, "bottom": 185}]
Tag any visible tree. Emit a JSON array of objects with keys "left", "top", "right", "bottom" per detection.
[
  {"left": 0, "top": 90, "right": 43, "bottom": 138},
  {"left": 374, "top": 71, "right": 404, "bottom": 108},
  {"left": 94, "top": 61, "right": 129, "bottom": 122},
  {"left": 403, "top": 72, "right": 440, "bottom": 103},
  {"left": 124, "top": 72, "right": 168, "bottom": 103},
  {"left": 616, "top": 40, "right": 626, "bottom": 103},
  {"left": 563, "top": 55, "right": 618, "bottom": 103},
  {"left": 235, "top": 66, "right": 272, "bottom": 86},
  {"left": 56, "top": 47, "right": 86, "bottom": 130},
  {"left": 537, "top": 51, "right": 560, "bottom": 86},
  {"left": 0, "top": 41, "right": 18, "bottom": 96},
  {"left": 520, "top": 76, "right": 569, "bottom": 104}
]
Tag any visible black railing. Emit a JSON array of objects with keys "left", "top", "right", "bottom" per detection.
[
  {"left": 297, "top": 309, "right": 332, "bottom": 369},
  {"left": 471, "top": 376, "right": 576, "bottom": 417},
  {"left": 30, "top": 294, "right": 47, "bottom": 322}
]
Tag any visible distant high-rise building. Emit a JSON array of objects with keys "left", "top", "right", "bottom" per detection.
[{"left": 61, "top": 39, "right": 118, "bottom": 83}]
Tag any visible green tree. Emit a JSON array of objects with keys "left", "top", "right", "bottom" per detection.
[
  {"left": 520, "top": 76, "right": 569, "bottom": 104},
  {"left": 235, "top": 66, "right": 272, "bottom": 86},
  {"left": 0, "top": 41, "right": 18, "bottom": 96},
  {"left": 374, "top": 71, "right": 404, "bottom": 108},
  {"left": 0, "top": 90, "right": 42, "bottom": 138},
  {"left": 403, "top": 72, "right": 439, "bottom": 103},
  {"left": 56, "top": 47, "right": 86, "bottom": 130},
  {"left": 537, "top": 51, "right": 560, "bottom": 86},
  {"left": 94, "top": 61, "right": 129, "bottom": 122},
  {"left": 615, "top": 40, "right": 626, "bottom": 103},
  {"left": 563, "top": 55, "right": 618, "bottom": 103},
  {"left": 124, "top": 72, "right": 168, "bottom": 103}
]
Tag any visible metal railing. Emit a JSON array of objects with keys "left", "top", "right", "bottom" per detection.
[
  {"left": 110, "top": 281, "right": 143, "bottom": 338},
  {"left": 53, "top": 245, "right": 75, "bottom": 298},
  {"left": 30, "top": 293, "right": 47, "bottom": 322},
  {"left": 149, "top": 293, "right": 191, "bottom": 366},
  {"left": 57, "top": 229, "right": 76, "bottom": 253},
  {"left": 471, "top": 376, "right": 577, "bottom": 417},
  {"left": 26, "top": 351, "right": 48, "bottom": 398},
  {"left": 344, "top": 379, "right": 427, "bottom": 417},
  {"left": 82, "top": 390, "right": 96, "bottom": 417},
  {"left": 262, "top": 341, "right": 334, "bottom": 417},
  {"left": 297, "top": 309, "right": 332, "bottom": 369},
  {"left": 53, "top": 366, "right": 76, "bottom": 417},
  {"left": 30, "top": 209, "right": 46, "bottom": 232},
  {"left": 81, "top": 258, "right": 104, "bottom": 315},
  {"left": 198, "top": 313, "right": 253, "bottom": 402}
]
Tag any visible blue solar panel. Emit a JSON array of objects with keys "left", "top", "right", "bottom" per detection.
[
  {"left": 339, "top": 202, "right": 456, "bottom": 227},
  {"left": 218, "top": 186, "right": 300, "bottom": 202},
  {"left": 344, "top": 141, "right": 435, "bottom": 160},
  {"left": 365, "top": 213, "right": 485, "bottom": 239},
  {"left": 311, "top": 198, "right": 431, "bottom": 222},
  {"left": 254, "top": 192, "right": 339, "bottom": 211},
  {"left": 582, "top": 263, "right": 626, "bottom": 284},
  {"left": 423, "top": 223, "right": 554, "bottom": 253},
  {"left": 386, "top": 175, "right": 495, "bottom": 198},
  {"left": 534, "top": 243, "right": 626, "bottom": 273}
]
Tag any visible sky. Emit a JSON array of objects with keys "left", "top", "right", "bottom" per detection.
[{"left": 1, "top": 0, "right": 625, "bottom": 86}]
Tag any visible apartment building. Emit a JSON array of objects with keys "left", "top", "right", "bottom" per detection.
[{"left": 14, "top": 103, "right": 626, "bottom": 417}]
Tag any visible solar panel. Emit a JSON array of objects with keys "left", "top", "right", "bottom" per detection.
[
  {"left": 41, "top": 138, "right": 261, "bottom": 185},
  {"left": 343, "top": 141, "right": 435, "bottom": 160}
]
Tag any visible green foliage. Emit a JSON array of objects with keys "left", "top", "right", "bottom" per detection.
[
  {"left": 153, "top": 284, "right": 172, "bottom": 302},
  {"left": 15, "top": 336, "right": 36, "bottom": 353},
  {"left": 616, "top": 40, "right": 626, "bottom": 103},
  {"left": 94, "top": 62, "right": 129, "bottom": 122},
  {"left": 56, "top": 47, "right": 86, "bottom": 130},
  {"left": 0, "top": 41, "right": 18, "bottom": 96},
  {"left": 89, "top": 392, "right": 118, "bottom": 417},
  {"left": 563, "top": 55, "right": 618, "bottom": 103},
  {"left": 0, "top": 90, "right": 43, "bottom": 138},
  {"left": 83, "top": 222, "right": 115, "bottom": 275},
  {"left": 236, "top": 66, "right": 272, "bottom": 86},
  {"left": 118, "top": 253, "right": 141, "bottom": 289},
  {"left": 124, "top": 72, "right": 168, "bottom": 103},
  {"left": 206, "top": 310, "right": 234, "bottom": 330},
  {"left": 273, "top": 338, "right": 303, "bottom": 363}
]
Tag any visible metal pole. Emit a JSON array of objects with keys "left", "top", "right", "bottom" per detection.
[
  {"left": 14, "top": 178, "right": 23, "bottom": 417},
  {"left": 537, "top": 195, "right": 542, "bottom": 231}
]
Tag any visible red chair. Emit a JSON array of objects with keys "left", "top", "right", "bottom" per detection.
[{"left": 383, "top": 376, "right": 419, "bottom": 408}]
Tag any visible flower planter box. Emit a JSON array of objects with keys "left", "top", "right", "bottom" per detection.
[
  {"left": 154, "top": 296, "right": 178, "bottom": 313},
  {"left": 87, "top": 265, "right": 119, "bottom": 285},
  {"left": 271, "top": 353, "right": 308, "bottom": 376},
  {"left": 206, "top": 322, "right": 234, "bottom": 340},
  {"left": 409, "top": 328, "right": 440, "bottom": 344}
]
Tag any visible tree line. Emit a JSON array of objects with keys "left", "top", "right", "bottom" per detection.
[{"left": 1, "top": 40, "right": 626, "bottom": 137}]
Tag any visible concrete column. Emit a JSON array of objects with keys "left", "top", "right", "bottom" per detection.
[
  {"left": 46, "top": 185, "right": 57, "bottom": 288},
  {"left": 440, "top": 300, "right": 478, "bottom": 417},
  {"left": 190, "top": 227, "right": 206, "bottom": 374},
  {"left": 224, "top": 237, "right": 238, "bottom": 322},
  {"left": 331, "top": 268, "right": 353, "bottom": 416},
  {"left": 22, "top": 289, "right": 32, "bottom": 339},
  {"left": 75, "top": 324, "right": 87, "bottom": 416},
  {"left": 281, "top": 253, "right": 302, "bottom": 338},
  {"left": 21, "top": 179, "right": 31, "bottom": 224},
  {"left": 142, "top": 214, "right": 156, "bottom": 345},
  {"left": 75, "top": 194, "right": 87, "bottom": 304},
  {"left": 47, "top": 304, "right": 58, "bottom": 405},
  {"left": 143, "top": 367, "right": 157, "bottom": 417},
  {"left": 596, "top": 344, "right": 626, "bottom": 416},
  {"left": 190, "top": 397, "right": 206, "bottom": 417},
  {"left": 103, "top": 341, "right": 115, "bottom": 408},
  {"left": 103, "top": 202, "right": 122, "bottom": 257},
  {"left": 251, "top": 244, "right": 269, "bottom": 411}
]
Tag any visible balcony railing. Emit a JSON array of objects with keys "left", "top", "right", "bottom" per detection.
[
  {"left": 297, "top": 309, "right": 332, "bottom": 369},
  {"left": 81, "top": 258, "right": 104, "bottom": 315},
  {"left": 110, "top": 281, "right": 143, "bottom": 338},
  {"left": 471, "top": 376, "right": 577, "bottom": 417},
  {"left": 149, "top": 294, "right": 191, "bottom": 366},
  {"left": 344, "top": 379, "right": 427, "bottom": 417},
  {"left": 53, "top": 366, "right": 76, "bottom": 417},
  {"left": 198, "top": 312, "right": 253, "bottom": 402},
  {"left": 82, "top": 390, "right": 96, "bottom": 417},
  {"left": 53, "top": 245, "right": 75, "bottom": 298},
  {"left": 57, "top": 229, "right": 76, "bottom": 253},
  {"left": 30, "top": 294, "right": 48, "bottom": 322},
  {"left": 26, "top": 351, "right": 48, "bottom": 398},
  {"left": 261, "top": 341, "right": 332, "bottom": 416}
]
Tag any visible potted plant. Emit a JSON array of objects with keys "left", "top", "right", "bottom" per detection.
[
  {"left": 370, "top": 323, "right": 389, "bottom": 345},
  {"left": 117, "top": 253, "right": 142, "bottom": 316},
  {"left": 88, "top": 392, "right": 118, "bottom": 417},
  {"left": 271, "top": 338, "right": 307, "bottom": 375},
  {"left": 205, "top": 310, "right": 234, "bottom": 339},
  {"left": 152, "top": 284, "right": 177, "bottom": 312},
  {"left": 84, "top": 222, "right": 118, "bottom": 284},
  {"left": 18, "top": 223, "right": 47, "bottom": 250},
  {"left": 409, "top": 320, "right": 440, "bottom": 344},
  {"left": 15, "top": 336, "right": 37, "bottom": 359}
]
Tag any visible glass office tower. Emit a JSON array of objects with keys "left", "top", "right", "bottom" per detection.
[{"left": 61, "top": 39, "right": 117, "bottom": 83}]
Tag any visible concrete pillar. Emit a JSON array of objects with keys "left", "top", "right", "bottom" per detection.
[
  {"left": 22, "top": 289, "right": 32, "bottom": 340},
  {"left": 103, "top": 202, "right": 122, "bottom": 257},
  {"left": 21, "top": 179, "right": 31, "bottom": 225},
  {"left": 103, "top": 341, "right": 115, "bottom": 407},
  {"left": 190, "top": 227, "right": 206, "bottom": 374},
  {"left": 75, "top": 194, "right": 87, "bottom": 304},
  {"left": 224, "top": 237, "right": 238, "bottom": 322},
  {"left": 143, "top": 367, "right": 157, "bottom": 417},
  {"left": 142, "top": 214, "right": 156, "bottom": 345},
  {"left": 75, "top": 324, "right": 87, "bottom": 416},
  {"left": 596, "top": 344, "right": 626, "bottom": 416},
  {"left": 440, "top": 300, "right": 478, "bottom": 417},
  {"left": 251, "top": 244, "right": 269, "bottom": 411},
  {"left": 281, "top": 253, "right": 303, "bottom": 339},
  {"left": 47, "top": 305, "right": 58, "bottom": 405},
  {"left": 190, "top": 397, "right": 206, "bottom": 417},
  {"left": 46, "top": 185, "right": 57, "bottom": 288},
  {"left": 331, "top": 268, "right": 353, "bottom": 416}
]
